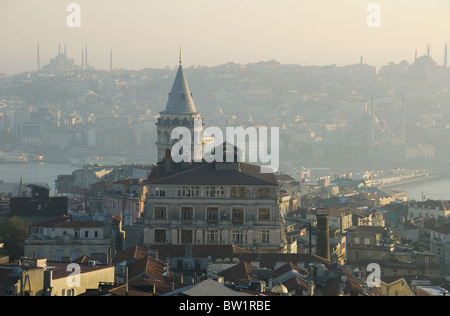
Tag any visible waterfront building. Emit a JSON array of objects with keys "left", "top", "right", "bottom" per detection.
[{"left": 408, "top": 200, "right": 450, "bottom": 221}]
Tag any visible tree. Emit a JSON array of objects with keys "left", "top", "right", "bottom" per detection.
[{"left": 0, "top": 216, "right": 31, "bottom": 260}]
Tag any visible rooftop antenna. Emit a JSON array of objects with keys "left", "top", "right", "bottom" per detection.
[{"left": 179, "top": 46, "right": 183, "bottom": 65}]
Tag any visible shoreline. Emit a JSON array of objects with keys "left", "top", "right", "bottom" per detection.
[{"left": 379, "top": 172, "right": 444, "bottom": 190}]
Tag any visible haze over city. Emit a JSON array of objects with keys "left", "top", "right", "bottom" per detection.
[
  {"left": 1, "top": 0, "right": 450, "bottom": 74},
  {"left": 0, "top": 0, "right": 450, "bottom": 299}
]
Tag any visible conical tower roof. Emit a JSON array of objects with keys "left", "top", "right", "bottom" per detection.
[{"left": 162, "top": 62, "right": 198, "bottom": 114}]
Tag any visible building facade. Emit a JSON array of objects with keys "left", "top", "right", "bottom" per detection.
[
  {"left": 24, "top": 216, "right": 125, "bottom": 262},
  {"left": 346, "top": 226, "right": 440, "bottom": 277},
  {"left": 143, "top": 158, "right": 287, "bottom": 253},
  {"left": 429, "top": 223, "right": 450, "bottom": 275}
]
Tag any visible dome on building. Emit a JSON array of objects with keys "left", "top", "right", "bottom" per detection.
[{"left": 272, "top": 283, "right": 288, "bottom": 294}]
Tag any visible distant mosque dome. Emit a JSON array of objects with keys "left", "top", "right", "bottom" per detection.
[{"left": 272, "top": 283, "right": 288, "bottom": 294}]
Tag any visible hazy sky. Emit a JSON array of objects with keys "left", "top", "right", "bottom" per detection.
[{"left": 1, "top": 0, "right": 449, "bottom": 74}]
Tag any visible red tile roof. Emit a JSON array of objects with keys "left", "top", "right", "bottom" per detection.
[
  {"left": 148, "top": 244, "right": 250, "bottom": 259},
  {"left": 112, "top": 245, "right": 148, "bottom": 264},
  {"left": 127, "top": 256, "right": 166, "bottom": 281},
  {"left": 217, "top": 261, "right": 259, "bottom": 283}
]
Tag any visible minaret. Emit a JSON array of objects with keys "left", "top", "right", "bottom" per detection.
[
  {"left": 445, "top": 43, "right": 448, "bottom": 68},
  {"left": 402, "top": 93, "right": 407, "bottom": 144},
  {"left": 64, "top": 43, "right": 67, "bottom": 55},
  {"left": 415, "top": 49, "right": 418, "bottom": 62},
  {"left": 85, "top": 44, "right": 88, "bottom": 70},
  {"left": 58, "top": 43, "right": 62, "bottom": 69},
  {"left": 81, "top": 48, "right": 84, "bottom": 70},
  {"left": 110, "top": 49, "right": 113, "bottom": 72},
  {"left": 371, "top": 94, "right": 375, "bottom": 146},
  {"left": 427, "top": 44, "right": 430, "bottom": 57},
  {"left": 37, "top": 42, "right": 40, "bottom": 71}
]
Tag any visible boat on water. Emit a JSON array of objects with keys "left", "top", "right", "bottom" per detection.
[{"left": 0, "top": 154, "right": 28, "bottom": 163}]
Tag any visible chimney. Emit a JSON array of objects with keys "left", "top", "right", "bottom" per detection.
[{"left": 316, "top": 212, "right": 330, "bottom": 261}]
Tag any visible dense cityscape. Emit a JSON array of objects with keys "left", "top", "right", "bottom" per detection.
[{"left": 0, "top": 2, "right": 449, "bottom": 303}]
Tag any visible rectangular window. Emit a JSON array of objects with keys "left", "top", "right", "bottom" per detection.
[
  {"left": 155, "top": 229, "right": 166, "bottom": 243},
  {"left": 364, "top": 238, "right": 371, "bottom": 245},
  {"left": 258, "top": 230, "right": 270, "bottom": 244},
  {"left": 207, "top": 207, "right": 219, "bottom": 223},
  {"left": 257, "top": 187, "right": 271, "bottom": 199},
  {"left": 231, "top": 187, "right": 246, "bottom": 198},
  {"left": 205, "top": 186, "right": 224, "bottom": 198},
  {"left": 232, "top": 208, "right": 244, "bottom": 224},
  {"left": 181, "top": 207, "right": 193, "bottom": 220},
  {"left": 354, "top": 237, "right": 360, "bottom": 245},
  {"left": 206, "top": 230, "right": 220, "bottom": 244},
  {"left": 258, "top": 208, "right": 271, "bottom": 220},
  {"left": 154, "top": 207, "right": 167, "bottom": 219},
  {"left": 84, "top": 231, "right": 89, "bottom": 238},
  {"left": 232, "top": 230, "right": 246, "bottom": 244},
  {"left": 177, "top": 186, "right": 200, "bottom": 197},
  {"left": 181, "top": 230, "right": 193, "bottom": 244},
  {"left": 157, "top": 187, "right": 166, "bottom": 197},
  {"left": 94, "top": 231, "right": 98, "bottom": 238}
]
